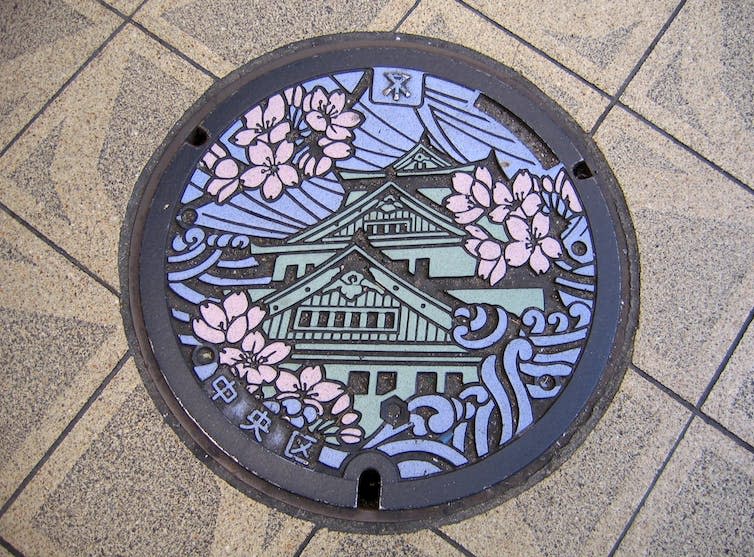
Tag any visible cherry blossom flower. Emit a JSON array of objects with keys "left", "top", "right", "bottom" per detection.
[
  {"left": 219, "top": 331, "right": 291, "bottom": 393},
  {"left": 542, "top": 168, "right": 583, "bottom": 213},
  {"left": 275, "top": 365, "right": 345, "bottom": 414},
  {"left": 232, "top": 94, "right": 290, "bottom": 147},
  {"left": 464, "top": 225, "right": 507, "bottom": 285},
  {"left": 192, "top": 292, "right": 265, "bottom": 344},
  {"left": 302, "top": 86, "right": 362, "bottom": 140},
  {"left": 491, "top": 170, "right": 543, "bottom": 223},
  {"left": 504, "top": 212, "right": 562, "bottom": 274},
  {"left": 241, "top": 140, "right": 299, "bottom": 200},
  {"left": 297, "top": 136, "right": 353, "bottom": 177},
  {"left": 202, "top": 144, "right": 243, "bottom": 203},
  {"left": 445, "top": 167, "right": 494, "bottom": 224}
]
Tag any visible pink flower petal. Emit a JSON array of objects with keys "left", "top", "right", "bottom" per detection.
[
  {"left": 454, "top": 207, "right": 483, "bottom": 224},
  {"left": 489, "top": 258, "right": 507, "bottom": 285},
  {"left": 241, "top": 330, "right": 266, "bottom": 353},
  {"left": 464, "top": 238, "right": 481, "bottom": 256},
  {"left": 248, "top": 142, "right": 273, "bottom": 166},
  {"left": 264, "top": 94, "right": 285, "bottom": 124},
  {"left": 200, "top": 302, "right": 226, "bottom": 329},
  {"left": 257, "top": 365, "right": 278, "bottom": 383},
  {"left": 311, "top": 88, "right": 327, "bottom": 110},
  {"left": 465, "top": 225, "right": 488, "bottom": 240},
  {"left": 226, "top": 315, "right": 247, "bottom": 344},
  {"left": 259, "top": 341, "right": 291, "bottom": 364},
  {"left": 521, "top": 193, "right": 543, "bottom": 216},
  {"left": 505, "top": 216, "right": 530, "bottom": 242},
  {"left": 529, "top": 245, "right": 550, "bottom": 274},
  {"left": 489, "top": 205, "right": 509, "bottom": 223},
  {"left": 300, "top": 366, "right": 323, "bottom": 390},
  {"left": 262, "top": 175, "right": 283, "bottom": 200},
  {"left": 505, "top": 241, "right": 531, "bottom": 267},
  {"left": 277, "top": 164, "right": 298, "bottom": 187},
  {"left": 531, "top": 212, "right": 550, "bottom": 238},
  {"left": 315, "top": 156, "right": 332, "bottom": 176},
  {"left": 242, "top": 106, "right": 263, "bottom": 128},
  {"left": 219, "top": 347, "right": 243, "bottom": 366},
  {"left": 244, "top": 368, "right": 265, "bottom": 386},
  {"left": 471, "top": 181, "right": 491, "bottom": 207},
  {"left": 193, "top": 319, "right": 225, "bottom": 344},
  {"left": 332, "top": 394, "right": 351, "bottom": 415},
  {"left": 216, "top": 181, "right": 239, "bottom": 203},
  {"left": 493, "top": 182, "right": 513, "bottom": 205},
  {"left": 232, "top": 129, "right": 258, "bottom": 146},
  {"left": 474, "top": 166, "right": 493, "bottom": 187},
  {"left": 206, "top": 177, "right": 233, "bottom": 196},
  {"left": 340, "top": 428, "right": 363, "bottom": 444},
  {"left": 325, "top": 125, "right": 351, "bottom": 141},
  {"left": 310, "top": 381, "right": 343, "bottom": 402},
  {"left": 340, "top": 411, "right": 358, "bottom": 425},
  {"left": 246, "top": 306, "right": 266, "bottom": 330},
  {"left": 215, "top": 158, "right": 239, "bottom": 179},
  {"left": 268, "top": 121, "right": 290, "bottom": 144},
  {"left": 478, "top": 258, "right": 495, "bottom": 280},
  {"left": 512, "top": 170, "right": 533, "bottom": 199},
  {"left": 540, "top": 237, "right": 562, "bottom": 258},
  {"left": 284, "top": 85, "right": 304, "bottom": 107},
  {"left": 274, "top": 140, "right": 294, "bottom": 164},
  {"left": 223, "top": 292, "right": 248, "bottom": 320},
  {"left": 478, "top": 240, "right": 502, "bottom": 260},
  {"left": 452, "top": 172, "right": 473, "bottom": 195},
  {"left": 306, "top": 112, "right": 328, "bottom": 132},
  {"left": 446, "top": 194, "right": 471, "bottom": 213},
  {"left": 329, "top": 91, "right": 346, "bottom": 112},
  {"left": 561, "top": 181, "right": 583, "bottom": 212},
  {"left": 332, "top": 111, "right": 361, "bottom": 128},
  {"left": 321, "top": 139, "right": 351, "bottom": 159},
  {"left": 276, "top": 370, "right": 300, "bottom": 392},
  {"left": 240, "top": 166, "right": 267, "bottom": 189}
]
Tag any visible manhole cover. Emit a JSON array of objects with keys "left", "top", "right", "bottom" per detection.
[{"left": 121, "top": 34, "right": 638, "bottom": 529}]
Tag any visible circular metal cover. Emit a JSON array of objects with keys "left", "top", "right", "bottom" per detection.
[{"left": 121, "top": 34, "right": 638, "bottom": 530}]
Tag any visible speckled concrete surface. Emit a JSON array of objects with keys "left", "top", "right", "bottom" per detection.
[{"left": 0, "top": 1, "right": 752, "bottom": 556}]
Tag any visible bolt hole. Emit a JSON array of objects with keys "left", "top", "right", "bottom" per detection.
[
  {"left": 357, "top": 468, "right": 381, "bottom": 510},
  {"left": 572, "top": 161, "right": 593, "bottom": 179},
  {"left": 571, "top": 241, "right": 587, "bottom": 256},
  {"left": 186, "top": 126, "right": 209, "bottom": 146}
]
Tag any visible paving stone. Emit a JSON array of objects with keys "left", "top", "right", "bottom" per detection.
[
  {"left": 102, "top": 0, "right": 144, "bottom": 16},
  {"left": 0, "top": 0, "right": 121, "bottom": 152},
  {"left": 594, "top": 107, "right": 754, "bottom": 403},
  {"left": 0, "top": 362, "right": 314, "bottom": 556},
  {"left": 462, "top": 0, "right": 679, "bottom": 94},
  {"left": 703, "top": 317, "right": 754, "bottom": 446},
  {"left": 301, "top": 528, "right": 464, "bottom": 557},
  {"left": 617, "top": 418, "right": 754, "bottom": 556},
  {"left": 623, "top": 0, "right": 754, "bottom": 184},
  {"left": 0, "top": 211, "right": 125, "bottom": 506},
  {"left": 0, "top": 24, "right": 213, "bottom": 287},
  {"left": 134, "top": 0, "right": 417, "bottom": 77},
  {"left": 440, "top": 372, "right": 689, "bottom": 556},
  {"left": 398, "top": 0, "right": 609, "bottom": 132}
]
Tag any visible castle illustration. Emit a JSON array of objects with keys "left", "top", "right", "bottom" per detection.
[{"left": 247, "top": 144, "right": 544, "bottom": 433}]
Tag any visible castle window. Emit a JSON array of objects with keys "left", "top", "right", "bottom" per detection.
[{"left": 294, "top": 307, "right": 399, "bottom": 333}]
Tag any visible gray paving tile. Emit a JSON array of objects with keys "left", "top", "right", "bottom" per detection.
[
  {"left": 0, "top": 24, "right": 213, "bottom": 287},
  {"left": 102, "top": 0, "right": 143, "bottom": 16},
  {"left": 703, "top": 317, "right": 754, "bottom": 446},
  {"left": 135, "top": 0, "right": 417, "bottom": 77},
  {"left": 623, "top": 0, "right": 754, "bottom": 184},
  {"left": 462, "top": 0, "right": 679, "bottom": 94},
  {"left": 594, "top": 107, "right": 754, "bottom": 403},
  {"left": 399, "top": 0, "right": 609, "bottom": 132},
  {"left": 301, "top": 528, "right": 464, "bottom": 557},
  {"left": 616, "top": 418, "right": 754, "bottom": 556},
  {"left": 0, "top": 362, "right": 314, "bottom": 556},
  {"left": 0, "top": 211, "right": 126, "bottom": 507},
  {"left": 441, "top": 373, "right": 689, "bottom": 556},
  {"left": 0, "top": 0, "right": 121, "bottom": 152}
]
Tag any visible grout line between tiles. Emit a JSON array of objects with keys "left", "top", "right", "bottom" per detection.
[
  {"left": 0, "top": 200, "right": 120, "bottom": 297},
  {"left": 431, "top": 527, "right": 478, "bottom": 557},
  {"left": 292, "top": 525, "right": 320, "bottom": 557},
  {"left": 93, "top": 0, "right": 130, "bottom": 19},
  {"left": 129, "top": 19, "right": 221, "bottom": 81},
  {"left": 0, "top": 18, "right": 128, "bottom": 159},
  {"left": 630, "top": 365, "right": 754, "bottom": 454},
  {"left": 452, "top": 0, "right": 613, "bottom": 101},
  {"left": 615, "top": 101, "right": 754, "bottom": 195},
  {"left": 0, "top": 351, "right": 130, "bottom": 520},
  {"left": 0, "top": 536, "right": 25, "bottom": 557},
  {"left": 392, "top": 0, "right": 422, "bottom": 32},
  {"left": 608, "top": 414, "right": 694, "bottom": 556},
  {"left": 589, "top": 0, "right": 688, "bottom": 136},
  {"left": 696, "top": 306, "right": 754, "bottom": 408}
]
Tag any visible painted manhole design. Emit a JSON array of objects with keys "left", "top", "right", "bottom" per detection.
[{"left": 122, "top": 34, "right": 637, "bottom": 527}]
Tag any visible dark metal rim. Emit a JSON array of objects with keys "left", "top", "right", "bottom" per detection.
[{"left": 119, "top": 32, "right": 640, "bottom": 533}]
